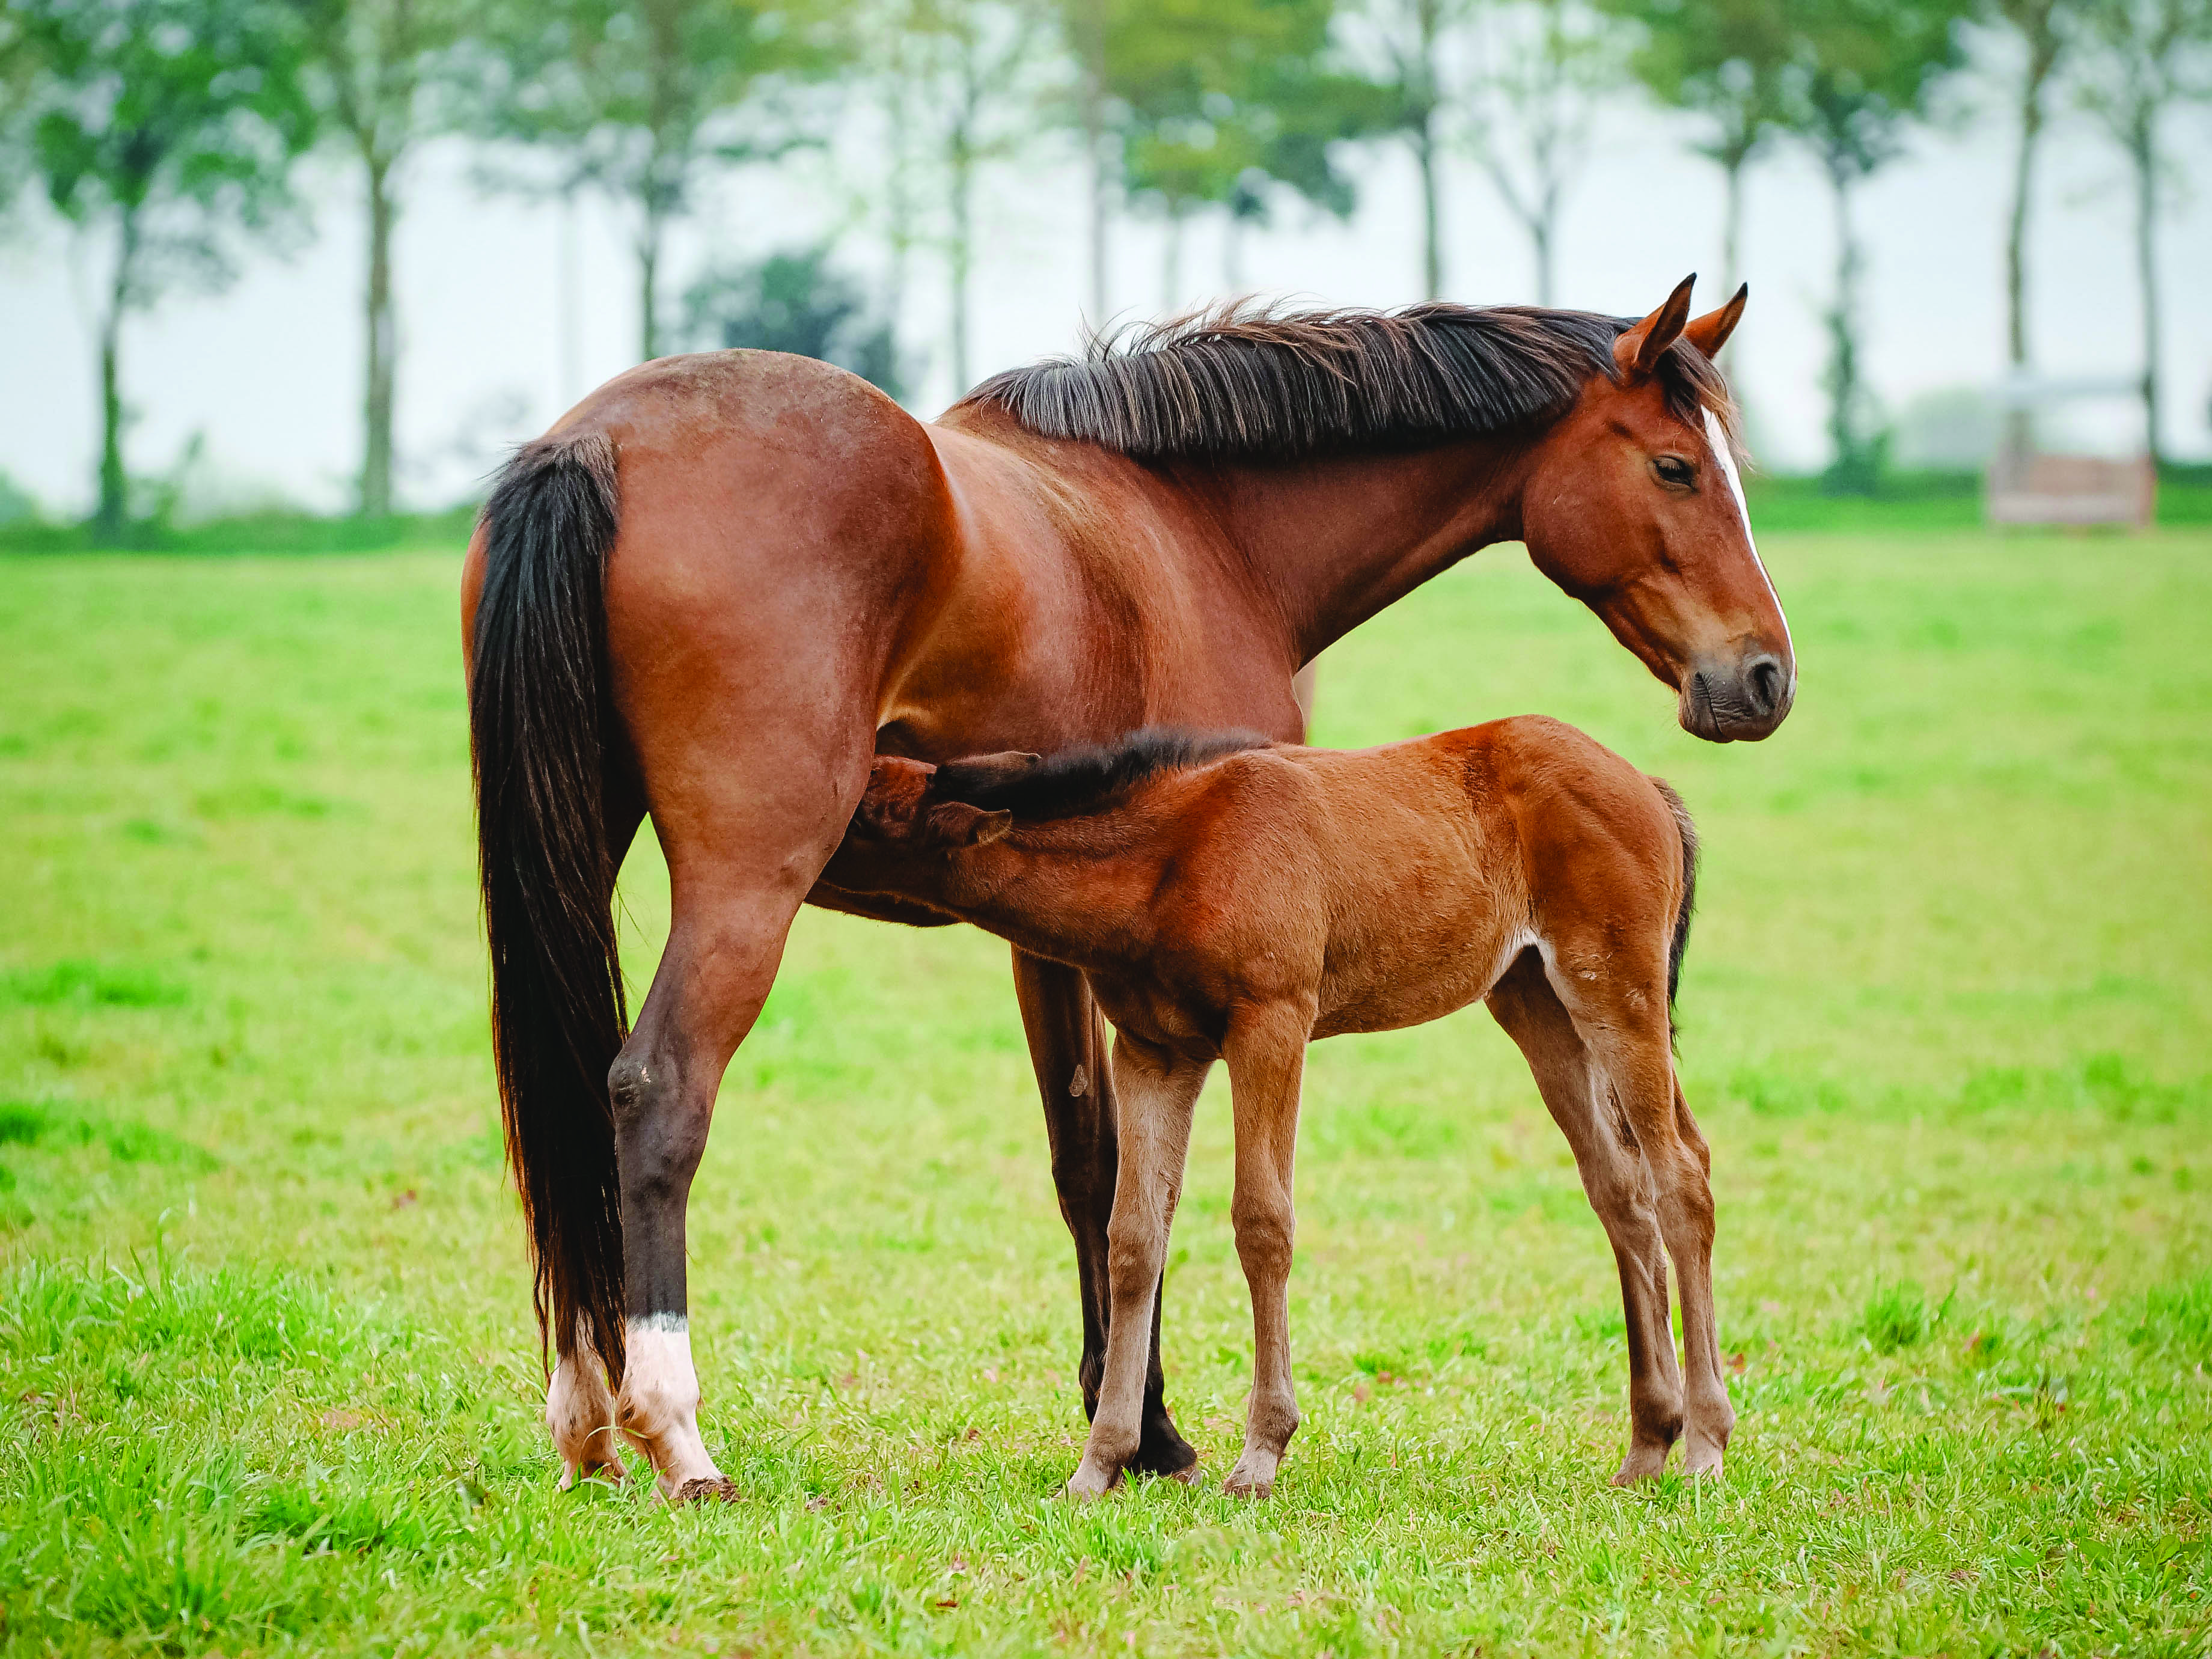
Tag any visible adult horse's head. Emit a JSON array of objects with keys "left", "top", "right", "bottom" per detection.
[{"left": 1520, "top": 276, "right": 1794, "bottom": 742}]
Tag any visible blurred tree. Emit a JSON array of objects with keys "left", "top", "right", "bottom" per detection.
[
  {"left": 906, "top": 0, "right": 1053, "bottom": 391},
  {"left": 2072, "top": 0, "right": 2210, "bottom": 468},
  {"left": 1774, "top": 0, "right": 1969, "bottom": 492},
  {"left": 480, "top": 0, "right": 845, "bottom": 362},
  {"left": 293, "top": 0, "right": 476, "bottom": 516},
  {"left": 682, "top": 244, "right": 903, "bottom": 394},
  {"left": 17, "top": 0, "right": 317, "bottom": 539},
  {"left": 1984, "top": 0, "right": 2080, "bottom": 411},
  {"left": 1465, "top": 0, "right": 1631, "bottom": 305},
  {"left": 0, "top": 11, "right": 41, "bottom": 224},
  {"left": 1604, "top": 0, "right": 1789, "bottom": 295},
  {"left": 1111, "top": 0, "right": 1379, "bottom": 309},
  {"left": 1050, "top": 0, "right": 1112, "bottom": 317},
  {"left": 1345, "top": 0, "right": 1478, "bottom": 298}
]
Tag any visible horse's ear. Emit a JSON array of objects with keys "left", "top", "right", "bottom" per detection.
[
  {"left": 922, "top": 801, "right": 1013, "bottom": 848},
  {"left": 853, "top": 755, "right": 938, "bottom": 838},
  {"left": 1613, "top": 274, "right": 1697, "bottom": 380},
  {"left": 1682, "top": 283, "right": 1748, "bottom": 359}
]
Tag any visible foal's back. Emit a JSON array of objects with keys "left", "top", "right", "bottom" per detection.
[{"left": 1168, "top": 717, "right": 1687, "bottom": 1041}]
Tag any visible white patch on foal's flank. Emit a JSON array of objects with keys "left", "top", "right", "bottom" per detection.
[{"left": 1702, "top": 408, "right": 1792, "bottom": 659}]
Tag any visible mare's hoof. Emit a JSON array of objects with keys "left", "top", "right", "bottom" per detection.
[
  {"left": 1160, "top": 1459, "right": 1206, "bottom": 1487},
  {"left": 1222, "top": 1474, "right": 1274, "bottom": 1500},
  {"left": 1610, "top": 1443, "right": 1674, "bottom": 1486},
  {"left": 671, "top": 1476, "right": 741, "bottom": 1505},
  {"left": 1064, "top": 1461, "right": 1125, "bottom": 1500},
  {"left": 1682, "top": 1450, "right": 1725, "bottom": 1480}
]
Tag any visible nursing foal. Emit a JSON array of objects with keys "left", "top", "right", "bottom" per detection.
[{"left": 822, "top": 717, "right": 1729, "bottom": 1499}]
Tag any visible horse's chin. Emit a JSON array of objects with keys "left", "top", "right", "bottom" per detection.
[{"left": 1676, "top": 659, "right": 1794, "bottom": 743}]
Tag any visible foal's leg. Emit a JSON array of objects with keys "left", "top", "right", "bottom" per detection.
[
  {"left": 1486, "top": 951, "right": 1685, "bottom": 1484},
  {"left": 1015, "top": 953, "right": 1199, "bottom": 1480},
  {"left": 1544, "top": 952, "right": 1734, "bottom": 1479},
  {"left": 1220, "top": 1001, "right": 1314, "bottom": 1498},
  {"left": 1066, "top": 1036, "right": 1208, "bottom": 1497}
]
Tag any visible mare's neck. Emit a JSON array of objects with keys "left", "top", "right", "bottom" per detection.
[{"left": 1191, "top": 434, "right": 1539, "bottom": 666}]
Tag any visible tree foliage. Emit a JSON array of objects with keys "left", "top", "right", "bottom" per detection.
[
  {"left": 477, "top": 0, "right": 846, "bottom": 359},
  {"left": 17, "top": 0, "right": 317, "bottom": 534}
]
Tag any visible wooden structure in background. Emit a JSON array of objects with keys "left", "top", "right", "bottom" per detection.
[{"left": 1986, "top": 374, "right": 2156, "bottom": 528}]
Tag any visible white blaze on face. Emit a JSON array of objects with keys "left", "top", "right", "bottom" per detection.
[{"left": 1702, "top": 408, "right": 1792, "bottom": 659}]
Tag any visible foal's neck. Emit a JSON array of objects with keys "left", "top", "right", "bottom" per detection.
[
  {"left": 934, "top": 819, "right": 1166, "bottom": 974},
  {"left": 1190, "top": 434, "right": 1538, "bottom": 667}
]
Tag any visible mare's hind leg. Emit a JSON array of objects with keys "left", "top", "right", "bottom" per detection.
[
  {"left": 547, "top": 1327, "right": 626, "bottom": 1486},
  {"left": 609, "top": 853, "right": 855, "bottom": 1500},
  {"left": 1486, "top": 951, "right": 1685, "bottom": 1484},
  {"left": 1015, "top": 954, "right": 1199, "bottom": 1481}
]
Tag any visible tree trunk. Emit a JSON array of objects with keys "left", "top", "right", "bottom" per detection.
[
  {"left": 1223, "top": 211, "right": 1244, "bottom": 293},
  {"left": 1822, "top": 163, "right": 1872, "bottom": 494},
  {"left": 1414, "top": 115, "right": 1443, "bottom": 299},
  {"left": 2131, "top": 114, "right": 2162, "bottom": 471},
  {"left": 1720, "top": 157, "right": 1744, "bottom": 299},
  {"left": 93, "top": 208, "right": 139, "bottom": 542},
  {"left": 1080, "top": 3, "right": 1109, "bottom": 320},
  {"left": 950, "top": 119, "right": 974, "bottom": 394},
  {"left": 361, "top": 149, "right": 399, "bottom": 518},
  {"left": 1161, "top": 203, "right": 1184, "bottom": 314},
  {"left": 1531, "top": 212, "right": 1554, "bottom": 308},
  {"left": 2000, "top": 47, "right": 2047, "bottom": 462},
  {"left": 638, "top": 209, "right": 662, "bottom": 364}
]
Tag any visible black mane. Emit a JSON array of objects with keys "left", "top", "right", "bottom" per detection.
[
  {"left": 933, "top": 729, "right": 1273, "bottom": 822},
  {"left": 960, "top": 300, "right": 1734, "bottom": 462}
]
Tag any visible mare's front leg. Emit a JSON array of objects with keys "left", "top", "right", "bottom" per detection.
[
  {"left": 1066, "top": 1034, "right": 1209, "bottom": 1497},
  {"left": 1014, "top": 953, "right": 1200, "bottom": 1480},
  {"left": 1487, "top": 952, "right": 1687, "bottom": 1484},
  {"left": 1220, "top": 1001, "right": 1315, "bottom": 1497}
]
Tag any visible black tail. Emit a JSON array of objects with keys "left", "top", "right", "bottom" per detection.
[
  {"left": 1650, "top": 778, "right": 1700, "bottom": 1040},
  {"left": 469, "top": 432, "right": 629, "bottom": 1381}
]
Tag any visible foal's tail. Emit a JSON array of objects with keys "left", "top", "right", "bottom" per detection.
[
  {"left": 469, "top": 431, "right": 630, "bottom": 1382},
  {"left": 1649, "top": 778, "right": 1700, "bottom": 1036}
]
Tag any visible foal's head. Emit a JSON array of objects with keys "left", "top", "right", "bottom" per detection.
[{"left": 1518, "top": 277, "right": 1794, "bottom": 742}]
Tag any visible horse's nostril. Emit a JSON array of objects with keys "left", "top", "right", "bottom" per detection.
[{"left": 1746, "top": 656, "right": 1785, "bottom": 716}]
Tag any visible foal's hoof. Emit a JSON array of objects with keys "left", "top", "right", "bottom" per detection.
[
  {"left": 1610, "top": 1443, "right": 1674, "bottom": 1486},
  {"left": 1682, "top": 1448, "right": 1725, "bottom": 1480},
  {"left": 671, "top": 1476, "right": 742, "bottom": 1505},
  {"left": 1064, "top": 1458, "right": 1125, "bottom": 1500}
]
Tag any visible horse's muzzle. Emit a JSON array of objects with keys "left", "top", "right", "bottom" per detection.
[{"left": 1678, "top": 652, "right": 1794, "bottom": 742}]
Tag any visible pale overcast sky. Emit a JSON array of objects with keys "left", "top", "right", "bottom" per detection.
[{"left": 2, "top": 66, "right": 2208, "bottom": 516}]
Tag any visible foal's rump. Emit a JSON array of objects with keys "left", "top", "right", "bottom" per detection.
[{"left": 1472, "top": 715, "right": 1697, "bottom": 1023}]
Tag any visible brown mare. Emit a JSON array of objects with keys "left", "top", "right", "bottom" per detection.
[
  {"left": 825, "top": 718, "right": 1717, "bottom": 1497},
  {"left": 462, "top": 275, "right": 1792, "bottom": 1500}
]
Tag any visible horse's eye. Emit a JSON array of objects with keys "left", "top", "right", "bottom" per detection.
[{"left": 1652, "top": 455, "right": 1696, "bottom": 488}]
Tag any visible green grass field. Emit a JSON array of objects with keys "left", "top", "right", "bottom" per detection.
[{"left": 2, "top": 527, "right": 2208, "bottom": 1656}]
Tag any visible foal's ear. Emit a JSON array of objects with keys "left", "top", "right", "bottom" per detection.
[
  {"left": 1682, "top": 283, "right": 1748, "bottom": 359},
  {"left": 1613, "top": 273, "right": 1697, "bottom": 380},
  {"left": 923, "top": 801, "right": 1014, "bottom": 848}
]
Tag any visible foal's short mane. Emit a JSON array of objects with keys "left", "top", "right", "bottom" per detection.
[
  {"left": 934, "top": 728, "right": 1272, "bottom": 822},
  {"left": 961, "top": 301, "right": 1735, "bottom": 462}
]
